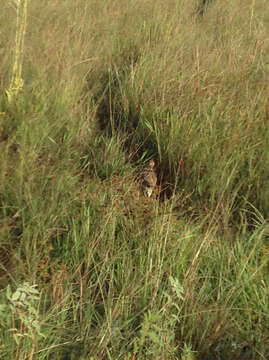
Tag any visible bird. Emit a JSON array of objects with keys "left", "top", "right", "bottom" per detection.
[{"left": 141, "top": 159, "right": 157, "bottom": 197}]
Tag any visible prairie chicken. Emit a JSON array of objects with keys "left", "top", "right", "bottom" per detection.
[{"left": 141, "top": 159, "right": 157, "bottom": 197}]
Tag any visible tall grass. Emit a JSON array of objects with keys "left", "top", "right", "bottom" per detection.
[{"left": 0, "top": 0, "right": 268, "bottom": 358}]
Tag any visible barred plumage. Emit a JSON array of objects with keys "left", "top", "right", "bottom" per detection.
[{"left": 141, "top": 159, "right": 157, "bottom": 197}]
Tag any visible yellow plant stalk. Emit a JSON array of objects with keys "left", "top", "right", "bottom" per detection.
[{"left": 6, "top": 0, "right": 28, "bottom": 103}]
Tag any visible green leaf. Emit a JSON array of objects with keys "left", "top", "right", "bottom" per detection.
[
  {"left": 8, "top": 328, "right": 18, "bottom": 332},
  {"left": 169, "top": 276, "right": 184, "bottom": 300},
  {"left": 12, "top": 290, "right": 21, "bottom": 301},
  {"left": 6, "top": 285, "right": 12, "bottom": 300}
]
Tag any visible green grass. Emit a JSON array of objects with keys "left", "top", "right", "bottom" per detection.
[{"left": 0, "top": 0, "right": 269, "bottom": 359}]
